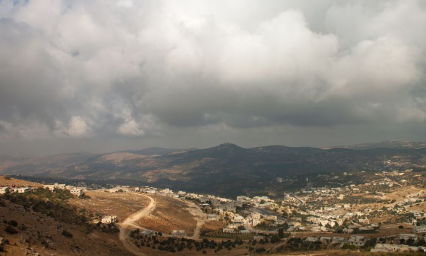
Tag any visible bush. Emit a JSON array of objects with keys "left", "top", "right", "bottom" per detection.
[
  {"left": 62, "top": 230, "right": 73, "bottom": 238},
  {"left": 8, "top": 220, "right": 18, "bottom": 227},
  {"left": 270, "top": 235, "right": 281, "bottom": 243},
  {"left": 342, "top": 243, "right": 358, "bottom": 249},
  {"left": 5, "top": 226, "right": 18, "bottom": 234}
]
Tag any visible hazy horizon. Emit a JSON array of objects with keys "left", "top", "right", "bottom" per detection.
[{"left": 1, "top": 0, "right": 426, "bottom": 155}]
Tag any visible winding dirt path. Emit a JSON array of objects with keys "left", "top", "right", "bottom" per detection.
[{"left": 118, "top": 194, "right": 156, "bottom": 256}]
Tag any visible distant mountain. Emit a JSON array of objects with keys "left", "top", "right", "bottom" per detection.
[
  {"left": 119, "top": 147, "right": 195, "bottom": 156},
  {"left": 1, "top": 142, "right": 426, "bottom": 197},
  {"left": 332, "top": 140, "right": 426, "bottom": 150}
]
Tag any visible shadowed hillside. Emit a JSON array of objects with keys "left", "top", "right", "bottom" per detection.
[{"left": 1, "top": 142, "right": 426, "bottom": 197}]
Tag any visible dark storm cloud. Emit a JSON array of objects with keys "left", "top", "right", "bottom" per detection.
[{"left": 0, "top": 0, "right": 426, "bottom": 153}]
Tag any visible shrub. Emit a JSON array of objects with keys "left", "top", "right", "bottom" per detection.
[
  {"left": 8, "top": 220, "right": 18, "bottom": 227},
  {"left": 5, "top": 226, "right": 18, "bottom": 234},
  {"left": 62, "top": 230, "right": 73, "bottom": 238}
]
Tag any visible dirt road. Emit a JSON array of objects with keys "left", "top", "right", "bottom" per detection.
[
  {"left": 118, "top": 194, "right": 156, "bottom": 256},
  {"left": 183, "top": 200, "right": 207, "bottom": 239}
]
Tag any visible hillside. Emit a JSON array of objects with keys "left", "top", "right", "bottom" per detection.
[
  {"left": 0, "top": 178, "right": 132, "bottom": 256},
  {"left": 1, "top": 142, "right": 426, "bottom": 197}
]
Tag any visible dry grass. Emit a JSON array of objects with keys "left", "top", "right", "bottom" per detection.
[
  {"left": 0, "top": 197, "right": 132, "bottom": 256},
  {"left": 384, "top": 186, "right": 422, "bottom": 201},
  {"left": 137, "top": 195, "right": 197, "bottom": 235},
  {"left": 68, "top": 191, "right": 150, "bottom": 221},
  {"left": 200, "top": 221, "right": 226, "bottom": 234},
  {"left": 0, "top": 175, "right": 42, "bottom": 187}
]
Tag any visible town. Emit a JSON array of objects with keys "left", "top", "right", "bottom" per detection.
[{"left": 2, "top": 167, "right": 426, "bottom": 254}]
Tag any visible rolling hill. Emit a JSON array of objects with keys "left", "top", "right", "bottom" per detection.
[{"left": 1, "top": 142, "right": 426, "bottom": 197}]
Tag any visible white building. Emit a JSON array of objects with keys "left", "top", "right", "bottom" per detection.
[
  {"left": 70, "top": 188, "right": 84, "bottom": 197},
  {"left": 0, "top": 187, "right": 9, "bottom": 194},
  {"left": 171, "top": 230, "right": 186, "bottom": 237},
  {"left": 414, "top": 225, "right": 426, "bottom": 233},
  {"left": 17, "top": 187, "right": 31, "bottom": 193},
  {"left": 348, "top": 235, "right": 367, "bottom": 247},
  {"left": 101, "top": 215, "right": 118, "bottom": 224}
]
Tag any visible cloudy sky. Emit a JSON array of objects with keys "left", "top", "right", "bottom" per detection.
[{"left": 1, "top": 0, "right": 426, "bottom": 155}]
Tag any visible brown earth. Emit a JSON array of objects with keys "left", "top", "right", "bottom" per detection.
[
  {"left": 68, "top": 191, "right": 150, "bottom": 221},
  {"left": 200, "top": 221, "right": 226, "bottom": 234},
  {"left": 101, "top": 153, "right": 148, "bottom": 163},
  {"left": 0, "top": 198, "right": 132, "bottom": 256},
  {"left": 0, "top": 175, "right": 42, "bottom": 188},
  {"left": 137, "top": 195, "right": 197, "bottom": 236}
]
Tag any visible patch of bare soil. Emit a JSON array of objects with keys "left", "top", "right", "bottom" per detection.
[
  {"left": 137, "top": 195, "right": 196, "bottom": 235},
  {"left": 200, "top": 221, "right": 226, "bottom": 234},
  {"left": 68, "top": 191, "right": 150, "bottom": 221},
  {"left": 101, "top": 153, "right": 148, "bottom": 163}
]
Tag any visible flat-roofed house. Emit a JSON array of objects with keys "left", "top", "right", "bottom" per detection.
[{"left": 70, "top": 188, "right": 84, "bottom": 197}]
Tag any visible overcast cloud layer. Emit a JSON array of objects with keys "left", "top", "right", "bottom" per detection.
[{"left": 1, "top": 0, "right": 426, "bottom": 154}]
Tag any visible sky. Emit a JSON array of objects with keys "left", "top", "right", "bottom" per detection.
[{"left": 0, "top": 0, "right": 426, "bottom": 155}]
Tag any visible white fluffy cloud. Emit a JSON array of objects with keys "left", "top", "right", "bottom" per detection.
[
  {"left": 0, "top": 0, "right": 426, "bottom": 148},
  {"left": 55, "top": 116, "right": 91, "bottom": 138}
]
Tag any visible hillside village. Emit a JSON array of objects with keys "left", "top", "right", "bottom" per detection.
[{"left": 3, "top": 167, "right": 426, "bottom": 254}]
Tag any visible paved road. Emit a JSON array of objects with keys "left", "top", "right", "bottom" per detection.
[
  {"left": 289, "top": 193, "right": 305, "bottom": 206},
  {"left": 118, "top": 194, "right": 156, "bottom": 256}
]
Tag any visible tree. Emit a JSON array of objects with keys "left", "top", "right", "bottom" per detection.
[
  {"left": 62, "top": 230, "right": 73, "bottom": 238},
  {"left": 278, "top": 228, "right": 284, "bottom": 238},
  {"left": 270, "top": 235, "right": 280, "bottom": 243}
]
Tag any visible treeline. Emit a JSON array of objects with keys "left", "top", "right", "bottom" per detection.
[{"left": 130, "top": 233, "right": 245, "bottom": 253}]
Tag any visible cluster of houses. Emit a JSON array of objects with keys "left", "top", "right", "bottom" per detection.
[
  {"left": 95, "top": 179, "right": 426, "bottom": 240},
  {"left": 0, "top": 182, "right": 85, "bottom": 197},
  {"left": 43, "top": 183, "right": 85, "bottom": 197},
  {"left": 303, "top": 233, "right": 426, "bottom": 252},
  {"left": 0, "top": 186, "right": 32, "bottom": 194},
  {"left": 99, "top": 185, "right": 285, "bottom": 234}
]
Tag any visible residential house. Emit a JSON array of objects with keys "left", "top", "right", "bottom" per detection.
[
  {"left": 70, "top": 188, "right": 84, "bottom": 197},
  {"left": 171, "top": 230, "right": 186, "bottom": 237},
  {"left": 348, "top": 235, "right": 367, "bottom": 247},
  {"left": 332, "top": 237, "right": 346, "bottom": 244},
  {"left": 414, "top": 225, "right": 426, "bottom": 234},
  {"left": 101, "top": 215, "right": 118, "bottom": 224},
  {"left": 17, "top": 187, "right": 31, "bottom": 193},
  {"left": 0, "top": 187, "right": 9, "bottom": 194},
  {"left": 223, "top": 228, "right": 235, "bottom": 233}
]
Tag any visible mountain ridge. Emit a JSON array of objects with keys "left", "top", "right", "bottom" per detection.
[{"left": 1, "top": 141, "right": 426, "bottom": 197}]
